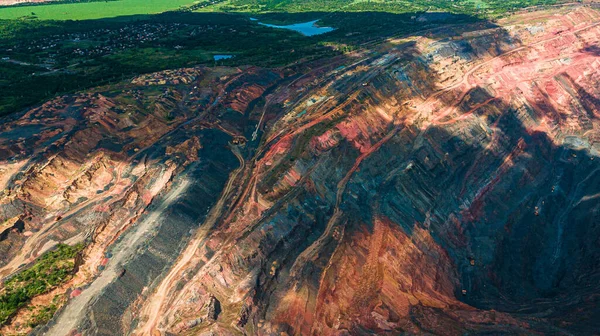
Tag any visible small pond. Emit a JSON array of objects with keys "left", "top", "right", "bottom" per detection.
[
  {"left": 213, "top": 54, "right": 234, "bottom": 61},
  {"left": 253, "top": 19, "right": 335, "bottom": 36}
]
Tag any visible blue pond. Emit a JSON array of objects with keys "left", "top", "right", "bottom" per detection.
[
  {"left": 254, "top": 19, "right": 335, "bottom": 36},
  {"left": 213, "top": 54, "right": 234, "bottom": 61}
]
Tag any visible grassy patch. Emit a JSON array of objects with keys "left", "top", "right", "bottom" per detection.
[{"left": 0, "top": 243, "right": 84, "bottom": 326}]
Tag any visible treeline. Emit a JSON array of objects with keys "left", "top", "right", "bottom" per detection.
[{"left": 175, "top": 0, "right": 226, "bottom": 12}]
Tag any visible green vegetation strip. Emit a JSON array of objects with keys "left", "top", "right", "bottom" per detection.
[
  {"left": 0, "top": 243, "right": 84, "bottom": 326},
  {"left": 215, "top": 0, "right": 563, "bottom": 17}
]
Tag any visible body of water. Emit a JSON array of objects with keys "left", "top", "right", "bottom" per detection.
[
  {"left": 253, "top": 19, "right": 335, "bottom": 36},
  {"left": 213, "top": 54, "right": 234, "bottom": 61}
]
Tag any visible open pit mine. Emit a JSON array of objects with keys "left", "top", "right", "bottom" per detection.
[{"left": 1, "top": 5, "right": 600, "bottom": 336}]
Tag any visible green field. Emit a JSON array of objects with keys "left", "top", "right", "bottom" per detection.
[{"left": 0, "top": 0, "right": 197, "bottom": 20}]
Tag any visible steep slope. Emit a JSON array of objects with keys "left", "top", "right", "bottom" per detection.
[{"left": 1, "top": 5, "right": 600, "bottom": 336}]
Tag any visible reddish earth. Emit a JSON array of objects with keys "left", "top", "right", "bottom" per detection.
[{"left": 1, "top": 5, "right": 600, "bottom": 336}]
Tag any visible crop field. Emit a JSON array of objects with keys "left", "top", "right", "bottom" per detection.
[{"left": 0, "top": 0, "right": 197, "bottom": 20}]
